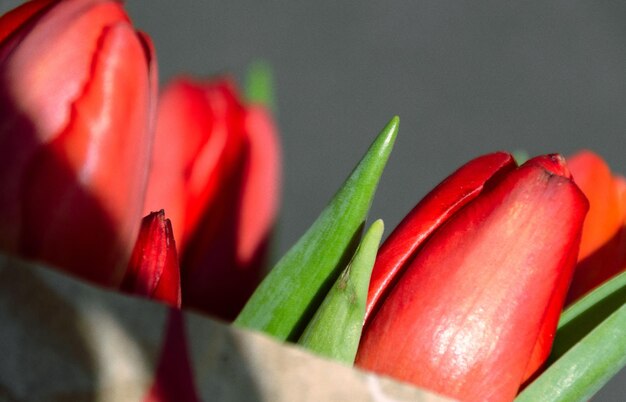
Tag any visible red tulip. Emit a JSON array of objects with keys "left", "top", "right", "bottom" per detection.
[
  {"left": 356, "top": 154, "right": 588, "bottom": 402},
  {"left": 143, "top": 77, "right": 281, "bottom": 320},
  {"left": 121, "top": 210, "right": 182, "bottom": 308},
  {"left": 565, "top": 150, "right": 626, "bottom": 304},
  {"left": 365, "top": 152, "right": 517, "bottom": 323},
  {"left": 0, "top": 0, "right": 156, "bottom": 286}
]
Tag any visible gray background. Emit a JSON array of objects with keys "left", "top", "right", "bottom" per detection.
[{"left": 2, "top": 1, "right": 625, "bottom": 399}]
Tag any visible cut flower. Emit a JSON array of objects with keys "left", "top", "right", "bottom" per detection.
[{"left": 356, "top": 154, "right": 588, "bottom": 402}]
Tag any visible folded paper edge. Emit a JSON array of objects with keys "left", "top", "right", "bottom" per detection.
[{"left": 0, "top": 254, "right": 452, "bottom": 401}]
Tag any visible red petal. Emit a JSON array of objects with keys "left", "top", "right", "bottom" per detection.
[
  {"left": 0, "top": 0, "right": 55, "bottom": 47},
  {"left": 0, "top": 0, "right": 130, "bottom": 140},
  {"left": 565, "top": 150, "right": 626, "bottom": 303},
  {"left": 502, "top": 154, "right": 578, "bottom": 383},
  {"left": 237, "top": 105, "right": 281, "bottom": 266},
  {"left": 365, "top": 152, "right": 516, "bottom": 324},
  {"left": 523, "top": 153, "right": 571, "bottom": 178},
  {"left": 179, "top": 136, "right": 253, "bottom": 320},
  {"left": 0, "top": 4, "right": 158, "bottom": 285},
  {"left": 143, "top": 78, "right": 247, "bottom": 249},
  {"left": 121, "top": 211, "right": 181, "bottom": 307},
  {"left": 144, "top": 77, "right": 281, "bottom": 320},
  {"left": 356, "top": 157, "right": 587, "bottom": 402}
]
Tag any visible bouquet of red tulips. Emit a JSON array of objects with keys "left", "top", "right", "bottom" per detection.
[{"left": 1, "top": 1, "right": 625, "bottom": 401}]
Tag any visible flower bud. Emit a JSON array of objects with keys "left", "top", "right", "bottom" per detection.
[{"left": 0, "top": 0, "right": 156, "bottom": 286}]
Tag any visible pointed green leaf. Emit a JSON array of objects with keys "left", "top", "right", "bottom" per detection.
[
  {"left": 235, "top": 117, "right": 399, "bottom": 341},
  {"left": 549, "top": 270, "right": 626, "bottom": 363},
  {"left": 298, "top": 219, "right": 384, "bottom": 364},
  {"left": 516, "top": 302, "right": 626, "bottom": 402},
  {"left": 245, "top": 60, "right": 275, "bottom": 111},
  {"left": 512, "top": 149, "right": 529, "bottom": 165}
]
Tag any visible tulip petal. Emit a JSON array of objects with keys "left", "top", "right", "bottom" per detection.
[
  {"left": 121, "top": 210, "right": 182, "bottom": 308},
  {"left": 0, "top": 0, "right": 154, "bottom": 286},
  {"left": 143, "top": 79, "right": 247, "bottom": 249},
  {"left": 566, "top": 151, "right": 626, "bottom": 303},
  {"left": 568, "top": 151, "right": 622, "bottom": 262},
  {"left": 0, "top": 0, "right": 130, "bottom": 140},
  {"left": 298, "top": 219, "right": 384, "bottom": 364},
  {"left": 151, "top": 78, "right": 281, "bottom": 320},
  {"left": 356, "top": 158, "right": 588, "bottom": 402},
  {"left": 17, "top": 16, "right": 154, "bottom": 286},
  {"left": 365, "top": 152, "right": 516, "bottom": 324},
  {"left": 235, "top": 116, "right": 399, "bottom": 341},
  {"left": 517, "top": 155, "right": 579, "bottom": 382},
  {"left": 0, "top": 0, "right": 55, "bottom": 46},
  {"left": 0, "top": 0, "right": 131, "bottom": 253}
]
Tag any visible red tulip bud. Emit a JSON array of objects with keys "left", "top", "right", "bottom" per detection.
[
  {"left": 565, "top": 150, "right": 626, "bottom": 304},
  {"left": 356, "top": 154, "right": 588, "bottom": 402},
  {"left": 0, "top": 0, "right": 156, "bottom": 286},
  {"left": 365, "top": 152, "right": 517, "bottom": 324},
  {"left": 143, "top": 77, "right": 281, "bottom": 320},
  {"left": 121, "top": 210, "right": 182, "bottom": 308}
]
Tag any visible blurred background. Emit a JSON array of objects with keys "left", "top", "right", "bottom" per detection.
[
  {"left": 122, "top": 2, "right": 626, "bottom": 261},
  {"left": 2, "top": 1, "right": 625, "bottom": 399}
]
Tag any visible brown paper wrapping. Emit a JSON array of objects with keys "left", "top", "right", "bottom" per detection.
[{"left": 0, "top": 255, "right": 451, "bottom": 401}]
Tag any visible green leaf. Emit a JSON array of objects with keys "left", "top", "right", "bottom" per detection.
[
  {"left": 515, "top": 302, "right": 626, "bottom": 402},
  {"left": 298, "top": 219, "right": 384, "bottom": 364},
  {"left": 512, "top": 149, "right": 529, "bottom": 165},
  {"left": 550, "top": 270, "right": 626, "bottom": 363},
  {"left": 235, "top": 117, "right": 399, "bottom": 341},
  {"left": 245, "top": 60, "right": 275, "bottom": 111}
]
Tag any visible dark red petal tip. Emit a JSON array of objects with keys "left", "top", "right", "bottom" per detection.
[
  {"left": 121, "top": 210, "right": 182, "bottom": 307},
  {"left": 524, "top": 154, "right": 571, "bottom": 178}
]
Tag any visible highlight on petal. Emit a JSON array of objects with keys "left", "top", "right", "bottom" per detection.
[
  {"left": 0, "top": 0, "right": 155, "bottom": 287},
  {"left": 143, "top": 78, "right": 248, "bottom": 249}
]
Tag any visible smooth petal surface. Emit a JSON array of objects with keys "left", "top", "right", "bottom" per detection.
[
  {"left": 566, "top": 150, "right": 626, "bottom": 304},
  {"left": 121, "top": 211, "right": 181, "bottom": 308},
  {"left": 236, "top": 105, "right": 281, "bottom": 266},
  {"left": 144, "top": 77, "right": 281, "bottom": 320},
  {"left": 356, "top": 156, "right": 587, "bottom": 402},
  {"left": 0, "top": 0, "right": 155, "bottom": 286},
  {"left": 365, "top": 151, "right": 516, "bottom": 324},
  {"left": 0, "top": 0, "right": 54, "bottom": 45},
  {"left": 180, "top": 103, "right": 281, "bottom": 320},
  {"left": 143, "top": 78, "right": 247, "bottom": 249}
]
